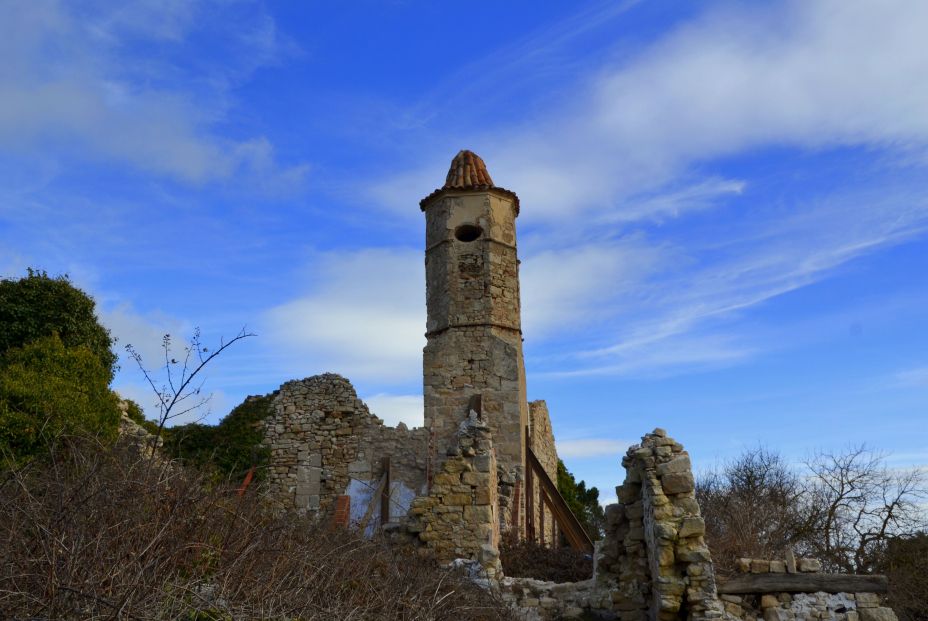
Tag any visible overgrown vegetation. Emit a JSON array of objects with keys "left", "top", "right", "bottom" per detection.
[
  {"left": 0, "top": 436, "right": 516, "bottom": 620},
  {"left": 160, "top": 393, "right": 275, "bottom": 482},
  {"left": 0, "top": 271, "right": 121, "bottom": 463},
  {"left": 499, "top": 460, "right": 601, "bottom": 581},
  {"left": 697, "top": 446, "right": 928, "bottom": 620},
  {"left": 499, "top": 539, "right": 593, "bottom": 583}
]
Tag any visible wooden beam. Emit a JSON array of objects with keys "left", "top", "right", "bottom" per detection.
[
  {"left": 526, "top": 446, "right": 594, "bottom": 553},
  {"left": 539, "top": 487, "right": 546, "bottom": 546},
  {"left": 525, "top": 425, "right": 535, "bottom": 543},
  {"left": 358, "top": 471, "right": 388, "bottom": 532},
  {"left": 718, "top": 573, "right": 889, "bottom": 594},
  {"left": 380, "top": 456, "right": 392, "bottom": 526}
]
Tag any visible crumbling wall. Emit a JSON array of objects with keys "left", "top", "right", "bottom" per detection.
[
  {"left": 529, "top": 400, "right": 558, "bottom": 545},
  {"left": 717, "top": 557, "right": 897, "bottom": 621},
  {"left": 597, "top": 429, "right": 726, "bottom": 620},
  {"left": 407, "top": 412, "right": 501, "bottom": 577},
  {"left": 262, "top": 374, "right": 428, "bottom": 522}
]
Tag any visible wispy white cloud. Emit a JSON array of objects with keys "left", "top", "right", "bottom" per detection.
[
  {"left": 539, "top": 183, "right": 928, "bottom": 377},
  {"left": 374, "top": 0, "right": 928, "bottom": 221},
  {"left": 520, "top": 238, "right": 667, "bottom": 340},
  {"left": 262, "top": 248, "right": 425, "bottom": 383},
  {"left": 362, "top": 393, "right": 423, "bottom": 429},
  {"left": 100, "top": 302, "right": 190, "bottom": 368},
  {"left": 0, "top": 0, "right": 306, "bottom": 188},
  {"left": 557, "top": 438, "right": 631, "bottom": 459},
  {"left": 894, "top": 367, "right": 928, "bottom": 388}
]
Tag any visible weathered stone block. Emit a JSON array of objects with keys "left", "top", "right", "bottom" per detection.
[
  {"left": 660, "top": 472, "right": 694, "bottom": 494},
  {"left": 856, "top": 593, "right": 881, "bottom": 608},
  {"left": 656, "top": 455, "right": 691, "bottom": 477},
  {"left": 751, "top": 559, "right": 771, "bottom": 573},
  {"left": 798, "top": 557, "right": 822, "bottom": 572},
  {"left": 443, "top": 493, "right": 472, "bottom": 505},
  {"left": 859, "top": 609, "right": 898, "bottom": 621},
  {"left": 464, "top": 505, "right": 492, "bottom": 523},
  {"left": 678, "top": 517, "right": 705, "bottom": 538},
  {"left": 432, "top": 472, "right": 460, "bottom": 486},
  {"left": 461, "top": 471, "right": 490, "bottom": 486}
]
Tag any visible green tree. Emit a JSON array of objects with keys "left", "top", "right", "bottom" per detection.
[
  {"left": 0, "top": 334, "right": 120, "bottom": 462},
  {"left": 0, "top": 269, "right": 116, "bottom": 379},
  {"left": 557, "top": 459, "right": 605, "bottom": 540}
]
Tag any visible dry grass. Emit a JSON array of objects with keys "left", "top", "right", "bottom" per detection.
[
  {"left": 499, "top": 539, "right": 592, "bottom": 583},
  {"left": 0, "top": 436, "right": 515, "bottom": 620}
]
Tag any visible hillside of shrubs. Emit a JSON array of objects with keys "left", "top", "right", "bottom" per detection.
[{"left": 0, "top": 270, "right": 513, "bottom": 620}]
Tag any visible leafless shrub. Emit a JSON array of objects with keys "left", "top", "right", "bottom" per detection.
[
  {"left": 499, "top": 539, "right": 593, "bottom": 583},
  {"left": 0, "top": 436, "right": 515, "bottom": 620},
  {"left": 697, "top": 445, "right": 928, "bottom": 620},
  {"left": 696, "top": 447, "right": 814, "bottom": 576},
  {"left": 124, "top": 327, "right": 254, "bottom": 440},
  {"left": 803, "top": 446, "right": 928, "bottom": 574}
]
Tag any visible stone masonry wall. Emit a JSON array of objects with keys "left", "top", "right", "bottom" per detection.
[
  {"left": 514, "top": 428, "right": 899, "bottom": 621},
  {"left": 718, "top": 558, "right": 898, "bottom": 621},
  {"left": 720, "top": 589, "right": 895, "bottom": 621},
  {"left": 529, "top": 400, "right": 558, "bottom": 545},
  {"left": 263, "top": 374, "right": 428, "bottom": 522},
  {"left": 407, "top": 411, "right": 501, "bottom": 578},
  {"left": 599, "top": 428, "right": 727, "bottom": 620}
]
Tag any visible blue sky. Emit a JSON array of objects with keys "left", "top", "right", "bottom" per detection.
[{"left": 2, "top": 0, "right": 927, "bottom": 503}]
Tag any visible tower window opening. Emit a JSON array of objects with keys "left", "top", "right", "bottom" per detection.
[{"left": 454, "top": 224, "right": 483, "bottom": 242}]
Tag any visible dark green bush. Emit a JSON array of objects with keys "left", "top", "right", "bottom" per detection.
[{"left": 0, "top": 269, "right": 117, "bottom": 379}]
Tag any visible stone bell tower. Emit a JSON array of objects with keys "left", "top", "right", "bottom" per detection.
[{"left": 421, "top": 150, "right": 529, "bottom": 531}]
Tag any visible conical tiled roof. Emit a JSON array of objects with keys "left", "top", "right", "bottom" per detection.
[
  {"left": 420, "top": 150, "right": 520, "bottom": 213},
  {"left": 444, "top": 150, "right": 494, "bottom": 188}
]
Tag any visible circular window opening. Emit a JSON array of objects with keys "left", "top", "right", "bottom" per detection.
[{"left": 454, "top": 224, "right": 483, "bottom": 242}]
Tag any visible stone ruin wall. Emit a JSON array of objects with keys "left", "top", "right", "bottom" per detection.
[
  {"left": 259, "top": 376, "right": 899, "bottom": 621},
  {"left": 262, "top": 374, "right": 428, "bottom": 523},
  {"left": 529, "top": 400, "right": 558, "bottom": 545},
  {"left": 501, "top": 429, "right": 899, "bottom": 621}
]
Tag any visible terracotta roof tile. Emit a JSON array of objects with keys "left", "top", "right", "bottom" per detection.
[
  {"left": 420, "top": 150, "right": 520, "bottom": 213},
  {"left": 444, "top": 150, "right": 494, "bottom": 188}
]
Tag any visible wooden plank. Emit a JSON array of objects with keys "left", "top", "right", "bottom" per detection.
[
  {"left": 380, "top": 456, "right": 392, "bottom": 525},
  {"left": 539, "top": 488, "right": 546, "bottom": 546},
  {"left": 718, "top": 573, "right": 889, "bottom": 594},
  {"left": 357, "top": 471, "right": 388, "bottom": 532},
  {"left": 525, "top": 425, "right": 535, "bottom": 543},
  {"left": 526, "top": 446, "right": 594, "bottom": 553}
]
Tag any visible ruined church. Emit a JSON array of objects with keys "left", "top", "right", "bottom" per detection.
[
  {"left": 263, "top": 149, "right": 570, "bottom": 548},
  {"left": 258, "top": 152, "right": 898, "bottom": 621}
]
